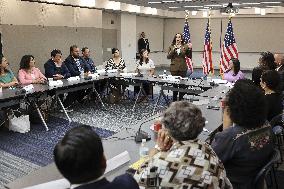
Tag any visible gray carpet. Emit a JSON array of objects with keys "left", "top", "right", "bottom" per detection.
[
  {"left": 0, "top": 151, "right": 40, "bottom": 188},
  {"left": 55, "top": 97, "right": 167, "bottom": 132}
]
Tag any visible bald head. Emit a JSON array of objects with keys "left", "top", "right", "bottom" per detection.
[{"left": 274, "top": 53, "right": 284, "bottom": 66}]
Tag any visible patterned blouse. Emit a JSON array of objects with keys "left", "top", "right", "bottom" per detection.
[
  {"left": 105, "top": 58, "right": 126, "bottom": 70},
  {"left": 134, "top": 139, "right": 232, "bottom": 189}
]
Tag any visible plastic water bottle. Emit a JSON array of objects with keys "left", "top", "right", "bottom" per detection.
[
  {"left": 139, "top": 139, "right": 149, "bottom": 158},
  {"left": 80, "top": 70, "right": 84, "bottom": 78},
  {"left": 163, "top": 70, "right": 167, "bottom": 79}
]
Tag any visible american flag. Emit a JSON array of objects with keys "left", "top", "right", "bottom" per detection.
[
  {"left": 202, "top": 19, "right": 213, "bottom": 75},
  {"left": 220, "top": 19, "right": 238, "bottom": 74},
  {"left": 183, "top": 19, "right": 193, "bottom": 72}
]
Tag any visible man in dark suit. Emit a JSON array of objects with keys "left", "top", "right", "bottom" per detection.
[
  {"left": 64, "top": 45, "right": 90, "bottom": 77},
  {"left": 275, "top": 54, "right": 284, "bottom": 72},
  {"left": 275, "top": 53, "right": 284, "bottom": 90},
  {"left": 44, "top": 49, "right": 71, "bottom": 80},
  {"left": 54, "top": 126, "right": 139, "bottom": 189},
  {"left": 138, "top": 32, "right": 150, "bottom": 53}
]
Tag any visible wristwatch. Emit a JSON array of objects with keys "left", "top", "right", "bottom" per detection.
[{"left": 154, "top": 144, "right": 161, "bottom": 151}]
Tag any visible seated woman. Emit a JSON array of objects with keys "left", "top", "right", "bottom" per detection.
[
  {"left": 18, "top": 55, "right": 46, "bottom": 85},
  {"left": 260, "top": 70, "right": 283, "bottom": 121},
  {"left": 105, "top": 48, "right": 127, "bottom": 103},
  {"left": 223, "top": 58, "right": 244, "bottom": 82},
  {"left": 252, "top": 51, "right": 277, "bottom": 87},
  {"left": 134, "top": 101, "right": 232, "bottom": 188},
  {"left": 105, "top": 48, "right": 126, "bottom": 71},
  {"left": 134, "top": 49, "right": 155, "bottom": 101},
  {"left": 211, "top": 79, "right": 274, "bottom": 189},
  {"left": 0, "top": 55, "right": 19, "bottom": 88}
]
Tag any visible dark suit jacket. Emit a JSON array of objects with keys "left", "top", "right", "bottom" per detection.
[
  {"left": 44, "top": 59, "right": 71, "bottom": 78},
  {"left": 138, "top": 38, "right": 150, "bottom": 53},
  {"left": 75, "top": 174, "right": 139, "bottom": 189},
  {"left": 64, "top": 55, "right": 89, "bottom": 77},
  {"left": 277, "top": 65, "right": 284, "bottom": 90}
]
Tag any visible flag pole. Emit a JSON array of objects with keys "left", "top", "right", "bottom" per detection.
[
  {"left": 208, "top": 10, "right": 214, "bottom": 75},
  {"left": 219, "top": 18, "right": 223, "bottom": 76}
]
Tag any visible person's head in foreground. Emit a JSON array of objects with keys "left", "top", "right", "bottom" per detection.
[
  {"left": 54, "top": 126, "right": 106, "bottom": 184},
  {"left": 225, "top": 79, "right": 267, "bottom": 129},
  {"left": 161, "top": 101, "right": 205, "bottom": 141}
]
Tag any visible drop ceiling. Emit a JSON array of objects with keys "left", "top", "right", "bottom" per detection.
[{"left": 112, "top": 0, "right": 284, "bottom": 11}]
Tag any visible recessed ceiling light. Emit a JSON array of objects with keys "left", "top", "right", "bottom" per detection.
[
  {"left": 191, "top": 10, "right": 197, "bottom": 15},
  {"left": 242, "top": 2, "right": 261, "bottom": 5},
  {"left": 260, "top": 8, "right": 266, "bottom": 15},
  {"left": 255, "top": 7, "right": 261, "bottom": 14},
  {"left": 204, "top": 4, "right": 222, "bottom": 7},
  {"left": 169, "top": 6, "right": 179, "bottom": 9},
  {"left": 266, "top": 5, "right": 282, "bottom": 7},
  {"left": 261, "top": 1, "right": 281, "bottom": 3},
  {"left": 184, "top": 5, "right": 203, "bottom": 8},
  {"left": 148, "top": 1, "right": 162, "bottom": 4}
]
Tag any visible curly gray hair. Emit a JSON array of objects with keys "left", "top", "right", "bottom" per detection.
[{"left": 161, "top": 101, "right": 205, "bottom": 141}]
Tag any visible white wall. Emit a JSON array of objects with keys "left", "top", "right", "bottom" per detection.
[
  {"left": 119, "top": 13, "right": 137, "bottom": 72},
  {"left": 136, "top": 16, "right": 164, "bottom": 52},
  {"left": 163, "top": 17, "right": 284, "bottom": 69}
]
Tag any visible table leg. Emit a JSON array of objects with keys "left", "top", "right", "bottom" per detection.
[
  {"left": 93, "top": 82, "right": 106, "bottom": 110},
  {"left": 57, "top": 97, "right": 72, "bottom": 123},
  {"left": 34, "top": 103, "right": 49, "bottom": 131}
]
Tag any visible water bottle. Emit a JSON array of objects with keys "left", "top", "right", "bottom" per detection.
[
  {"left": 80, "top": 70, "right": 84, "bottom": 79},
  {"left": 139, "top": 139, "right": 149, "bottom": 158},
  {"left": 163, "top": 70, "right": 167, "bottom": 79}
]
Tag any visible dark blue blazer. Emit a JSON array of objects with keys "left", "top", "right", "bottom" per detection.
[
  {"left": 75, "top": 174, "right": 139, "bottom": 189},
  {"left": 44, "top": 59, "right": 71, "bottom": 78},
  {"left": 64, "top": 55, "right": 89, "bottom": 77}
]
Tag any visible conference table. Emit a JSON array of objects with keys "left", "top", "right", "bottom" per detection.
[{"left": 2, "top": 74, "right": 229, "bottom": 189}]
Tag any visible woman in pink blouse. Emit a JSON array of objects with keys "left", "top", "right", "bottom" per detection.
[{"left": 18, "top": 55, "right": 46, "bottom": 85}]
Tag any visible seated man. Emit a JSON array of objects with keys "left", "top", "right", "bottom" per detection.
[
  {"left": 81, "top": 47, "right": 96, "bottom": 73},
  {"left": 54, "top": 125, "right": 139, "bottom": 189},
  {"left": 65, "top": 45, "right": 89, "bottom": 77},
  {"left": 44, "top": 49, "right": 71, "bottom": 80}
]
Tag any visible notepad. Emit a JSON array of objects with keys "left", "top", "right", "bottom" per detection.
[{"left": 129, "top": 157, "right": 147, "bottom": 170}]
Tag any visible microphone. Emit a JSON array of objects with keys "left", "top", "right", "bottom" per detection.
[
  {"left": 15, "top": 88, "right": 26, "bottom": 95},
  {"left": 135, "top": 114, "right": 161, "bottom": 143}
]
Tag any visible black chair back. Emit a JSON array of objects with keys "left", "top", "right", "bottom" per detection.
[{"left": 253, "top": 148, "right": 280, "bottom": 189}]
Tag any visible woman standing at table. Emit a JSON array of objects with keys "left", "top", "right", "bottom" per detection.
[
  {"left": 18, "top": 55, "right": 46, "bottom": 85},
  {"left": 0, "top": 55, "right": 19, "bottom": 88},
  {"left": 134, "top": 49, "right": 155, "bottom": 101},
  {"left": 167, "top": 33, "right": 192, "bottom": 101},
  {"left": 223, "top": 58, "right": 245, "bottom": 83}
]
